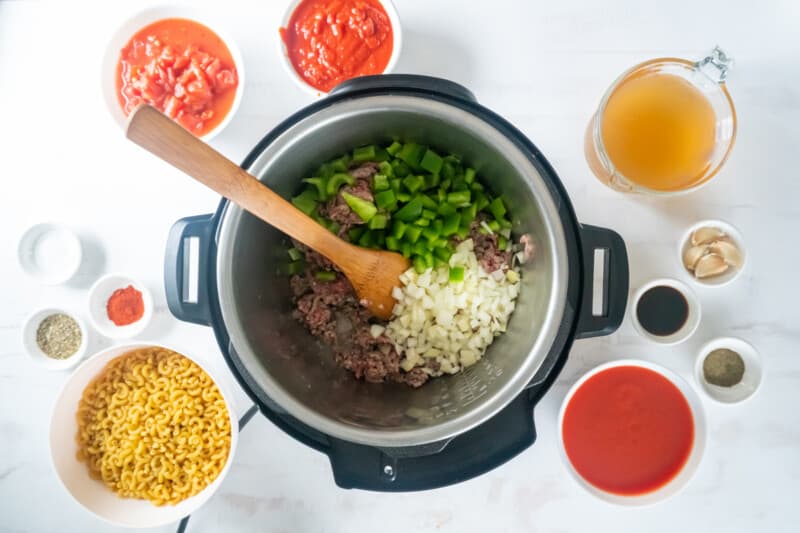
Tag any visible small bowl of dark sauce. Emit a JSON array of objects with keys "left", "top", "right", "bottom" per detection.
[{"left": 631, "top": 278, "right": 700, "bottom": 345}]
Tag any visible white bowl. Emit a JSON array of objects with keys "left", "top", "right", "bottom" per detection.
[
  {"left": 558, "top": 359, "right": 707, "bottom": 506},
  {"left": 101, "top": 5, "right": 245, "bottom": 141},
  {"left": 695, "top": 337, "right": 762, "bottom": 404},
  {"left": 50, "top": 342, "right": 239, "bottom": 528},
  {"left": 22, "top": 308, "right": 89, "bottom": 371},
  {"left": 630, "top": 278, "right": 701, "bottom": 345},
  {"left": 278, "top": 0, "right": 403, "bottom": 96},
  {"left": 88, "top": 273, "right": 154, "bottom": 339},
  {"left": 18, "top": 223, "right": 82, "bottom": 285},
  {"left": 678, "top": 219, "right": 746, "bottom": 287}
]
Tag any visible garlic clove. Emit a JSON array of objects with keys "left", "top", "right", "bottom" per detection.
[
  {"left": 709, "top": 240, "right": 743, "bottom": 268},
  {"left": 683, "top": 245, "right": 709, "bottom": 271},
  {"left": 692, "top": 226, "right": 727, "bottom": 246},
  {"left": 694, "top": 253, "right": 729, "bottom": 279}
]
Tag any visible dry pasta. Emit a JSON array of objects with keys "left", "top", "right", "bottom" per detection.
[{"left": 75, "top": 347, "right": 231, "bottom": 506}]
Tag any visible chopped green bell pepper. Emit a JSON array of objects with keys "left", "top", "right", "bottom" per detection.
[
  {"left": 375, "top": 189, "right": 397, "bottom": 210},
  {"left": 326, "top": 173, "right": 355, "bottom": 197},
  {"left": 449, "top": 266, "right": 465, "bottom": 282},
  {"left": 489, "top": 197, "right": 507, "bottom": 220},
  {"left": 368, "top": 214, "right": 388, "bottom": 230},
  {"left": 314, "top": 271, "right": 337, "bottom": 282},
  {"left": 391, "top": 220, "right": 407, "bottom": 239},
  {"left": 287, "top": 248, "right": 303, "bottom": 261},
  {"left": 394, "top": 196, "right": 424, "bottom": 222},
  {"left": 341, "top": 192, "right": 377, "bottom": 222},
  {"left": 291, "top": 188, "right": 318, "bottom": 215},
  {"left": 405, "top": 225, "right": 423, "bottom": 243},
  {"left": 373, "top": 174, "right": 390, "bottom": 191},
  {"left": 447, "top": 190, "right": 471, "bottom": 206},
  {"left": 352, "top": 145, "right": 377, "bottom": 162},
  {"left": 402, "top": 175, "right": 425, "bottom": 193},
  {"left": 420, "top": 149, "right": 444, "bottom": 174}
]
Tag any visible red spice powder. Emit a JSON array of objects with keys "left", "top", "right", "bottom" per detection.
[{"left": 107, "top": 285, "right": 144, "bottom": 326}]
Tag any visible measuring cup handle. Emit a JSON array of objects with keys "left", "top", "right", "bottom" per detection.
[{"left": 695, "top": 46, "right": 734, "bottom": 83}]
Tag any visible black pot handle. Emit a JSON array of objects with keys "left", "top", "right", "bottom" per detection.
[
  {"left": 326, "top": 388, "right": 537, "bottom": 491},
  {"left": 575, "top": 224, "right": 629, "bottom": 339},
  {"left": 164, "top": 214, "right": 216, "bottom": 326},
  {"left": 329, "top": 74, "right": 477, "bottom": 103}
]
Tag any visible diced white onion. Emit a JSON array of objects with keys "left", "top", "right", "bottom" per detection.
[{"left": 386, "top": 246, "right": 522, "bottom": 377}]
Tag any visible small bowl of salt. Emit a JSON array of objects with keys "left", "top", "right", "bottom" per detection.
[
  {"left": 22, "top": 308, "right": 89, "bottom": 371},
  {"left": 17, "top": 223, "right": 82, "bottom": 285}
]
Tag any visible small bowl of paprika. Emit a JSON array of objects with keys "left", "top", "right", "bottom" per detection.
[{"left": 87, "top": 273, "right": 153, "bottom": 339}]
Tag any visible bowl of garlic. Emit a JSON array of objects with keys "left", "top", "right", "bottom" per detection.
[{"left": 679, "top": 220, "right": 746, "bottom": 287}]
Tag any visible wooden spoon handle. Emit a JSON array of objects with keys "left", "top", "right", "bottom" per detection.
[{"left": 125, "top": 105, "right": 353, "bottom": 261}]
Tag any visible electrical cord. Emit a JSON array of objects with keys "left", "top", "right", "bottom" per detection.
[{"left": 176, "top": 403, "right": 260, "bottom": 533}]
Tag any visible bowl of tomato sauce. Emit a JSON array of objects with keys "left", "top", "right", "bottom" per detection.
[
  {"left": 558, "top": 360, "right": 706, "bottom": 505},
  {"left": 102, "top": 6, "right": 244, "bottom": 140},
  {"left": 279, "top": 0, "right": 402, "bottom": 95}
]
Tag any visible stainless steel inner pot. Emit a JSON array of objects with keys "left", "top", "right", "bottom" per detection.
[{"left": 216, "top": 94, "right": 570, "bottom": 447}]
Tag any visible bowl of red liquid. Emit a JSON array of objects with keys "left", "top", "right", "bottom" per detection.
[
  {"left": 278, "top": 0, "right": 402, "bottom": 95},
  {"left": 101, "top": 6, "right": 244, "bottom": 140},
  {"left": 558, "top": 360, "right": 706, "bottom": 505}
]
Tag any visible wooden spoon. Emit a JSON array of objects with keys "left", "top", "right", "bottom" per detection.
[{"left": 126, "top": 105, "right": 409, "bottom": 320}]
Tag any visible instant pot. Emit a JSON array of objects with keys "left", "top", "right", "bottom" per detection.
[{"left": 164, "top": 75, "right": 629, "bottom": 491}]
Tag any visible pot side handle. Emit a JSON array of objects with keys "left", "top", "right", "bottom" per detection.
[
  {"left": 164, "top": 214, "right": 216, "bottom": 326},
  {"left": 575, "top": 224, "right": 629, "bottom": 339},
  {"left": 329, "top": 74, "right": 477, "bottom": 103}
]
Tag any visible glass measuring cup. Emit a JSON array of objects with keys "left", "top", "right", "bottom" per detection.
[{"left": 585, "top": 47, "right": 737, "bottom": 194}]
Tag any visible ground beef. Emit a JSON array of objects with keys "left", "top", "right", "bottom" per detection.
[
  {"left": 289, "top": 269, "right": 432, "bottom": 388},
  {"left": 318, "top": 178, "right": 373, "bottom": 234},
  {"left": 469, "top": 217, "right": 512, "bottom": 273},
  {"left": 348, "top": 161, "right": 380, "bottom": 180}
]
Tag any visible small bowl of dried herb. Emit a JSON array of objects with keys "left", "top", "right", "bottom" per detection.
[
  {"left": 695, "top": 337, "right": 763, "bottom": 404},
  {"left": 22, "top": 308, "right": 89, "bottom": 370}
]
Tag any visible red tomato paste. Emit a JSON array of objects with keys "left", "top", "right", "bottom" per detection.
[
  {"left": 106, "top": 285, "right": 144, "bottom": 326},
  {"left": 562, "top": 365, "right": 694, "bottom": 496},
  {"left": 280, "top": 0, "right": 393, "bottom": 92},
  {"left": 117, "top": 18, "right": 238, "bottom": 136}
]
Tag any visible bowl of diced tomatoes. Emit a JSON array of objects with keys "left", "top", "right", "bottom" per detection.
[{"left": 102, "top": 6, "right": 244, "bottom": 141}]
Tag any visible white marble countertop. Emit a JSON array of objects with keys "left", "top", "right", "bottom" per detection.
[{"left": 2, "top": 0, "right": 799, "bottom": 531}]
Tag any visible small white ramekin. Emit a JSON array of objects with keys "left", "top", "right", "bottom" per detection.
[
  {"left": 695, "top": 337, "right": 762, "bottom": 404},
  {"left": 558, "top": 359, "right": 707, "bottom": 506},
  {"left": 22, "top": 308, "right": 89, "bottom": 371},
  {"left": 87, "top": 273, "right": 154, "bottom": 339},
  {"left": 630, "top": 278, "right": 701, "bottom": 345},
  {"left": 18, "top": 223, "right": 82, "bottom": 285},
  {"left": 278, "top": 0, "right": 403, "bottom": 96},
  {"left": 101, "top": 5, "right": 245, "bottom": 141},
  {"left": 678, "top": 219, "right": 746, "bottom": 288}
]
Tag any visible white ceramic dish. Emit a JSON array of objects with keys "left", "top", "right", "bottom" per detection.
[
  {"left": 18, "top": 223, "right": 82, "bottom": 285},
  {"left": 678, "top": 219, "right": 746, "bottom": 287},
  {"left": 630, "top": 278, "right": 701, "bottom": 345},
  {"left": 695, "top": 337, "right": 762, "bottom": 404},
  {"left": 88, "top": 273, "right": 153, "bottom": 339},
  {"left": 557, "top": 359, "right": 707, "bottom": 506},
  {"left": 278, "top": 0, "right": 403, "bottom": 96},
  {"left": 50, "top": 342, "right": 239, "bottom": 528},
  {"left": 101, "top": 5, "right": 245, "bottom": 141},
  {"left": 22, "top": 308, "right": 89, "bottom": 371}
]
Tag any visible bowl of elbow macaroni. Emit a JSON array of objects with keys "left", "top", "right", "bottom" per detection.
[{"left": 49, "top": 342, "right": 239, "bottom": 528}]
